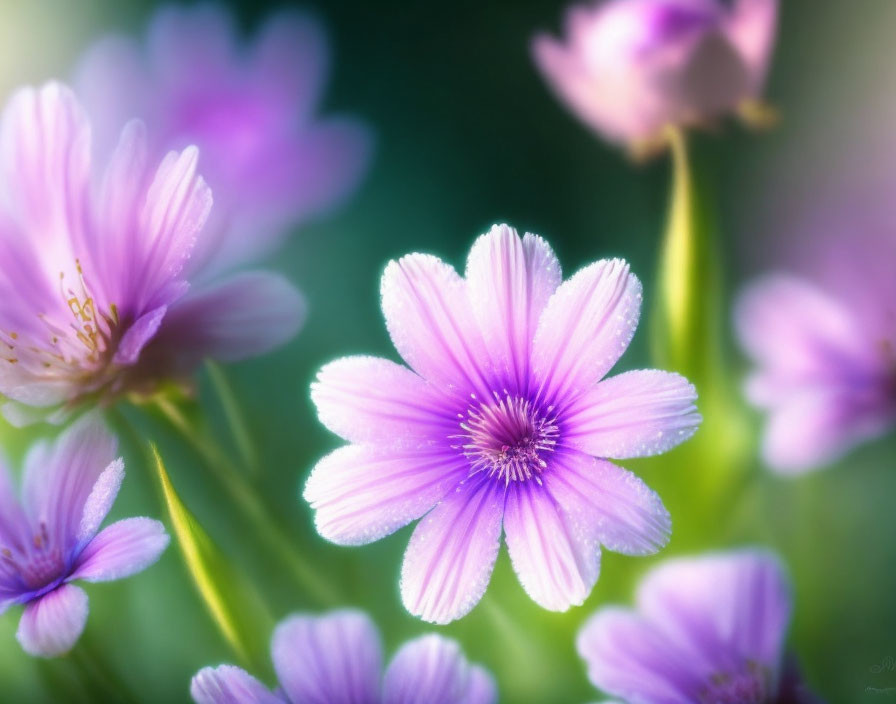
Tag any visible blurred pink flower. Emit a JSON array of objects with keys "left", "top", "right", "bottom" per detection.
[
  {"left": 735, "top": 229, "right": 896, "bottom": 474},
  {"left": 577, "top": 550, "right": 821, "bottom": 703},
  {"left": 0, "top": 83, "right": 303, "bottom": 424},
  {"left": 532, "top": 0, "right": 778, "bottom": 148},
  {"left": 191, "top": 610, "right": 496, "bottom": 704},
  {"left": 306, "top": 225, "right": 700, "bottom": 624},
  {"left": 76, "top": 4, "right": 372, "bottom": 273}
]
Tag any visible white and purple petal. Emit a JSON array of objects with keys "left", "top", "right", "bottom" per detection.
[
  {"left": 400, "top": 477, "right": 504, "bottom": 624},
  {"left": 22, "top": 415, "right": 119, "bottom": 555},
  {"left": 464, "top": 225, "right": 562, "bottom": 393},
  {"left": 383, "top": 634, "right": 482, "bottom": 704},
  {"left": 311, "top": 356, "right": 454, "bottom": 446},
  {"left": 503, "top": 479, "right": 601, "bottom": 612},
  {"left": 304, "top": 445, "right": 469, "bottom": 546},
  {"left": 16, "top": 583, "right": 89, "bottom": 658},
  {"left": 381, "top": 254, "right": 491, "bottom": 400},
  {"left": 70, "top": 518, "right": 169, "bottom": 582},
  {"left": 191, "top": 665, "right": 284, "bottom": 704},
  {"left": 564, "top": 370, "right": 700, "bottom": 459},
  {"left": 532, "top": 259, "right": 642, "bottom": 405},
  {"left": 271, "top": 610, "right": 382, "bottom": 704}
]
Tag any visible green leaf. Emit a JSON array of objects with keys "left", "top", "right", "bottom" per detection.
[{"left": 151, "top": 445, "right": 273, "bottom": 673}]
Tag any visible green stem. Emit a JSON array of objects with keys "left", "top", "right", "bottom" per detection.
[
  {"left": 649, "top": 128, "right": 754, "bottom": 536},
  {"left": 205, "top": 360, "right": 260, "bottom": 476},
  {"left": 150, "top": 397, "right": 338, "bottom": 608}
]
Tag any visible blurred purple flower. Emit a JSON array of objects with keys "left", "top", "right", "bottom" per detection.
[
  {"left": 306, "top": 225, "right": 700, "bottom": 624},
  {"left": 0, "top": 416, "right": 169, "bottom": 657},
  {"left": 577, "top": 550, "right": 821, "bottom": 704},
  {"left": 532, "top": 0, "right": 778, "bottom": 148},
  {"left": 0, "top": 83, "right": 304, "bottom": 424},
  {"left": 75, "top": 3, "right": 372, "bottom": 273},
  {"left": 191, "top": 609, "right": 496, "bottom": 704},
  {"left": 735, "top": 228, "right": 896, "bottom": 473}
]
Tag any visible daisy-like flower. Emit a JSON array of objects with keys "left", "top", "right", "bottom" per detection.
[
  {"left": 735, "top": 229, "right": 896, "bottom": 474},
  {"left": 0, "top": 416, "right": 169, "bottom": 657},
  {"left": 75, "top": 3, "right": 372, "bottom": 273},
  {"left": 305, "top": 225, "right": 701, "bottom": 624},
  {"left": 532, "top": 0, "right": 778, "bottom": 151},
  {"left": 191, "top": 609, "right": 496, "bottom": 704},
  {"left": 577, "top": 550, "right": 822, "bottom": 704},
  {"left": 0, "top": 82, "right": 303, "bottom": 424}
]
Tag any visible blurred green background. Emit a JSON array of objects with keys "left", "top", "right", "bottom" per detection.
[{"left": 1, "top": 1, "right": 895, "bottom": 701}]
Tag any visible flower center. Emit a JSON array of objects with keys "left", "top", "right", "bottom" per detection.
[
  {"left": 2, "top": 259, "right": 119, "bottom": 380},
  {"left": 698, "top": 663, "right": 771, "bottom": 704},
  {"left": 0, "top": 523, "right": 66, "bottom": 592},
  {"left": 455, "top": 392, "right": 559, "bottom": 485}
]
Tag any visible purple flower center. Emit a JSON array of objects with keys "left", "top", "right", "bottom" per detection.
[
  {"left": 456, "top": 392, "right": 559, "bottom": 485},
  {"left": 698, "top": 662, "right": 772, "bottom": 704},
  {"left": 0, "top": 523, "right": 66, "bottom": 591}
]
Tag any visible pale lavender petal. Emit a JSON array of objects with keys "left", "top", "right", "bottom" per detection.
[
  {"left": 148, "top": 272, "right": 304, "bottom": 371},
  {"left": 93, "top": 119, "right": 149, "bottom": 302},
  {"left": 22, "top": 416, "right": 118, "bottom": 554},
  {"left": 577, "top": 607, "right": 699, "bottom": 704},
  {"left": 0, "top": 83, "right": 90, "bottom": 263},
  {"left": 636, "top": 551, "right": 791, "bottom": 675},
  {"left": 70, "top": 518, "right": 168, "bottom": 582},
  {"left": 401, "top": 477, "right": 504, "bottom": 624},
  {"left": 532, "top": 259, "right": 641, "bottom": 405},
  {"left": 16, "top": 583, "right": 89, "bottom": 657},
  {"left": 311, "top": 356, "right": 454, "bottom": 445},
  {"left": 725, "top": 0, "right": 779, "bottom": 92},
  {"left": 73, "top": 37, "right": 147, "bottom": 159},
  {"left": 236, "top": 118, "right": 373, "bottom": 226},
  {"left": 460, "top": 666, "right": 497, "bottom": 704},
  {"left": 271, "top": 610, "right": 382, "bottom": 704},
  {"left": 191, "top": 665, "right": 283, "bottom": 704},
  {"left": 146, "top": 4, "right": 236, "bottom": 87},
  {"left": 381, "top": 254, "right": 490, "bottom": 399},
  {"left": 130, "top": 145, "right": 212, "bottom": 312},
  {"left": 0, "top": 456, "right": 26, "bottom": 549},
  {"left": 531, "top": 34, "right": 627, "bottom": 141},
  {"left": 304, "top": 445, "right": 469, "bottom": 546},
  {"left": 382, "top": 635, "right": 468, "bottom": 704},
  {"left": 75, "top": 458, "right": 124, "bottom": 544},
  {"left": 113, "top": 306, "right": 167, "bottom": 365},
  {"left": 251, "top": 10, "right": 328, "bottom": 120},
  {"left": 735, "top": 274, "right": 867, "bottom": 388},
  {"left": 465, "top": 225, "right": 562, "bottom": 393},
  {"left": 547, "top": 452, "right": 670, "bottom": 556},
  {"left": 760, "top": 390, "right": 891, "bottom": 473},
  {"left": 564, "top": 370, "right": 700, "bottom": 459},
  {"left": 503, "top": 480, "right": 600, "bottom": 612},
  {"left": 735, "top": 274, "right": 886, "bottom": 471}
]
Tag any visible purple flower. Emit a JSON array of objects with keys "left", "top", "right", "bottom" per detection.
[
  {"left": 191, "top": 609, "right": 496, "bottom": 704},
  {"left": 75, "top": 3, "right": 372, "bottom": 273},
  {"left": 0, "top": 83, "right": 303, "bottom": 424},
  {"left": 734, "top": 229, "right": 896, "bottom": 473},
  {"left": 305, "top": 225, "right": 701, "bottom": 623},
  {"left": 0, "top": 415, "right": 169, "bottom": 657},
  {"left": 577, "top": 550, "right": 821, "bottom": 704},
  {"left": 532, "top": 0, "right": 778, "bottom": 147}
]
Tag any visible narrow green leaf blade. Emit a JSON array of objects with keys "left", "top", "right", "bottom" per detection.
[{"left": 152, "top": 445, "right": 272, "bottom": 672}]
